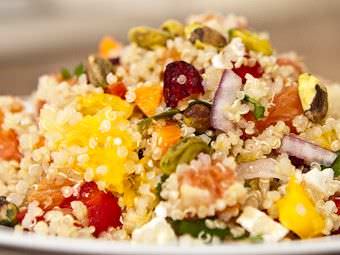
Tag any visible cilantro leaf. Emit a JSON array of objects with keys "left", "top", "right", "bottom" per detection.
[
  {"left": 243, "top": 95, "right": 265, "bottom": 120},
  {"left": 61, "top": 68, "right": 71, "bottom": 80},
  {"left": 168, "top": 218, "right": 230, "bottom": 241},
  {"left": 74, "top": 63, "right": 85, "bottom": 77}
]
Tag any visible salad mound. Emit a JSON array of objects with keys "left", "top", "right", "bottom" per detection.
[{"left": 1, "top": 12, "right": 340, "bottom": 244}]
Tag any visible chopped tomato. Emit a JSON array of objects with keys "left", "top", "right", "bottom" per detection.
[
  {"left": 233, "top": 62, "right": 263, "bottom": 84},
  {"left": 0, "top": 129, "right": 21, "bottom": 162},
  {"left": 332, "top": 196, "right": 340, "bottom": 215},
  {"left": 244, "top": 85, "right": 303, "bottom": 133},
  {"left": 16, "top": 208, "right": 27, "bottom": 224},
  {"left": 61, "top": 182, "right": 122, "bottom": 236},
  {"left": 104, "top": 82, "right": 127, "bottom": 99}
]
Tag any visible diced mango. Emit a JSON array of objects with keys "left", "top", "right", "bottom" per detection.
[
  {"left": 135, "top": 84, "right": 163, "bottom": 117},
  {"left": 99, "top": 36, "right": 122, "bottom": 58},
  {"left": 155, "top": 123, "right": 181, "bottom": 154},
  {"left": 62, "top": 107, "right": 136, "bottom": 194},
  {"left": 277, "top": 177, "right": 325, "bottom": 239},
  {"left": 77, "top": 93, "right": 133, "bottom": 118}
]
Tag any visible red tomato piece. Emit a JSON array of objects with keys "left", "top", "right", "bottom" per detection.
[
  {"left": 104, "top": 82, "right": 127, "bottom": 99},
  {"left": 61, "top": 182, "right": 122, "bottom": 236}
]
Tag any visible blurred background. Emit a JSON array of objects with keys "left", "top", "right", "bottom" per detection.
[{"left": 0, "top": 0, "right": 339, "bottom": 95}]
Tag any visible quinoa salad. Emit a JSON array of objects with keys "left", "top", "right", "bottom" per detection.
[{"left": 1, "top": 12, "right": 340, "bottom": 245}]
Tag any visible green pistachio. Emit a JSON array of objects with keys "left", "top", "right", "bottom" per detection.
[
  {"left": 128, "top": 26, "right": 170, "bottom": 50},
  {"left": 186, "top": 23, "right": 227, "bottom": 49},
  {"left": 229, "top": 29, "right": 273, "bottom": 56},
  {"left": 183, "top": 101, "right": 211, "bottom": 133},
  {"left": 298, "top": 73, "right": 328, "bottom": 123},
  {"left": 0, "top": 196, "right": 18, "bottom": 227},
  {"left": 86, "top": 55, "right": 113, "bottom": 87},
  {"left": 161, "top": 19, "right": 184, "bottom": 38},
  {"left": 160, "top": 137, "right": 211, "bottom": 174}
]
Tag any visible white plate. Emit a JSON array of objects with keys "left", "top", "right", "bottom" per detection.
[{"left": 0, "top": 229, "right": 340, "bottom": 255}]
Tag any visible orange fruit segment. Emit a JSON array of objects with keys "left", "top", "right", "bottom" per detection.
[
  {"left": 135, "top": 84, "right": 163, "bottom": 117},
  {"left": 26, "top": 176, "right": 74, "bottom": 210},
  {"left": 245, "top": 85, "right": 303, "bottom": 133}
]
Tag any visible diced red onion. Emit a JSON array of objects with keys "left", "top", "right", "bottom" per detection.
[
  {"left": 280, "top": 134, "right": 337, "bottom": 167},
  {"left": 211, "top": 70, "right": 242, "bottom": 132},
  {"left": 237, "top": 158, "right": 287, "bottom": 180}
]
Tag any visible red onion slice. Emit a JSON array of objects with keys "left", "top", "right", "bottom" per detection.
[
  {"left": 280, "top": 134, "right": 337, "bottom": 167},
  {"left": 237, "top": 158, "right": 287, "bottom": 180},
  {"left": 211, "top": 70, "right": 242, "bottom": 132}
]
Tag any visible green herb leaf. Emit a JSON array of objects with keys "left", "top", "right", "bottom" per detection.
[
  {"left": 74, "top": 63, "right": 85, "bottom": 77},
  {"left": 331, "top": 152, "right": 340, "bottom": 177},
  {"left": 137, "top": 109, "right": 180, "bottom": 135},
  {"left": 61, "top": 68, "right": 71, "bottom": 80},
  {"left": 243, "top": 95, "right": 265, "bottom": 120},
  {"left": 168, "top": 218, "right": 230, "bottom": 241},
  {"left": 156, "top": 174, "right": 169, "bottom": 199},
  {"left": 248, "top": 234, "right": 264, "bottom": 243},
  {"left": 153, "top": 109, "right": 181, "bottom": 120}
]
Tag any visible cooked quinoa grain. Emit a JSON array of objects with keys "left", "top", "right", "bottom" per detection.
[{"left": 0, "top": 12, "right": 340, "bottom": 244}]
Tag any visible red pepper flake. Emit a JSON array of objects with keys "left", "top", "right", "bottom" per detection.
[
  {"left": 104, "top": 82, "right": 127, "bottom": 99},
  {"left": 0, "top": 129, "right": 21, "bottom": 162}
]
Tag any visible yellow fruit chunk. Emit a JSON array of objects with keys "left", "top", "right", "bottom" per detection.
[
  {"left": 62, "top": 108, "right": 136, "bottom": 194},
  {"left": 155, "top": 123, "right": 181, "bottom": 154},
  {"left": 277, "top": 177, "right": 325, "bottom": 239},
  {"left": 99, "top": 36, "right": 122, "bottom": 58},
  {"left": 77, "top": 93, "right": 133, "bottom": 118},
  {"left": 229, "top": 29, "right": 273, "bottom": 56},
  {"left": 135, "top": 84, "right": 162, "bottom": 117}
]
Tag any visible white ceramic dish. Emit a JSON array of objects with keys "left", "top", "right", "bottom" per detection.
[{"left": 0, "top": 228, "right": 340, "bottom": 255}]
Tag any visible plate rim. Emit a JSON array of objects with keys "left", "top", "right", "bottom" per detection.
[{"left": 0, "top": 230, "right": 340, "bottom": 255}]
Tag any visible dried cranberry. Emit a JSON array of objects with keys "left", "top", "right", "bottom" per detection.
[
  {"left": 233, "top": 62, "right": 263, "bottom": 84},
  {"left": 109, "top": 57, "right": 120, "bottom": 66},
  {"left": 163, "top": 61, "right": 204, "bottom": 107}
]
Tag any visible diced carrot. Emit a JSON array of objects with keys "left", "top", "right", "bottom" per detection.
[
  {"left": 104, "top": 82, "right": 127, "bottom": 99},
  {"left": 155, "top": 122, "right": 181, "bottom": 154},
  {"left": 135, "top": 84, "right": 163, "bottom": 117},
  {"left": 26, "top": 176, "right": 74, "bottom": 210},
  {"left": 99, "top": 36, "right": 122, "bottom": 58},
  {"left": 0, "top": 129, "right": 21, "bottom": 162}
]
